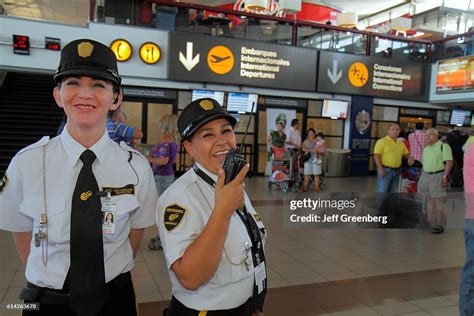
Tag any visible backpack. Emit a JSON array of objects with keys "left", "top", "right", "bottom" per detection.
[{"left": 441, "top": 142, "right": 464, "bottom": 187}]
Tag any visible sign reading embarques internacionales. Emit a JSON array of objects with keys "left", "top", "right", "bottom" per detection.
[
  {"left": 168, "top": 32, "right": 317, "bottom": 91},
  {"left": 317, "top": 51, "right": 429, "bottom": 101}
]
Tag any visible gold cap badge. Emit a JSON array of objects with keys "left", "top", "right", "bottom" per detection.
[
  {"left": 199, "top": 100, "right": 214, "bottom": 111},
  {"left": 77, "top": 42, "right": 94, "bottom": 58}
]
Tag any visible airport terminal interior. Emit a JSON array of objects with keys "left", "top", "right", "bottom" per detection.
[{"left": 1, "top": 0, "right": 474, "bottom": 315}]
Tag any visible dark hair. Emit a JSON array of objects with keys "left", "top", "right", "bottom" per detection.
[
  {"left": 415, "top": 122, "right": 424, "bottom": 130},
  {"left": 56, "top": 77, "right": 120, "bottom": 94},
  {"left": 291, "top": 119, "right": 299, "bottom": 127},
  {"left": 306, "top": 128, "right": 316, "bottom": 137},
  {"left": 317, "top": 132, "right": 325, "bottom": 138}
]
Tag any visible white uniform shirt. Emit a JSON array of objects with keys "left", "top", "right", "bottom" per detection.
[
  {"left": 0, "top": 128, "right": 158, "bottom": 289},
  {"left": 157, "top": 163, "right": 267, "bottom": 311},
  {"left": 286, "top": 127, "right": 301, "bottom": 149}
]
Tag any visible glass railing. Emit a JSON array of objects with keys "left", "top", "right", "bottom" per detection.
[
  {"left": 296, "top": 22, "right": 368, "bottom": 55},
  {"left": 89, "top": 0, "right": 473, "bottom": 63},
  {"left": 369, "top": 34, "right": 432, "bottom": 63},
  {"left": 432, "top": 31, "right": 474, "bottom": 61}
]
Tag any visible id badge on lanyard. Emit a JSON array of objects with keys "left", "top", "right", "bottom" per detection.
[{"left": 101, "top": 191, "right": 117, "bottom": 234}]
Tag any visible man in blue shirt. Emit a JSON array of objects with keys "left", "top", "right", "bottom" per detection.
[{"left": 106, "top": 108, "right": 143, "bottom": 145}]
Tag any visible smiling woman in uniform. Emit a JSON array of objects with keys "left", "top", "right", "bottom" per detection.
[
  {"left": 157, "top": 98, "right": 267, "bottom": 316},
  {"left": 0, "top": 39, "right": 157, "bottom": 316}
]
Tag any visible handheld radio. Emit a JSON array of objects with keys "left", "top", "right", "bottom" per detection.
[{"left": 222, "top": 102, "right": 256, "bottom": 184}]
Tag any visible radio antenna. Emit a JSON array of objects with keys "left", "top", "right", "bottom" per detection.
[{"left": 238, "top": 101, "right": 255, "bottom": 153}]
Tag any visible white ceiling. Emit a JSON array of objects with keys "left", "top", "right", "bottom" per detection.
[
  {"left": 1, "top": 0, "right": 89, "bottom": 25},
  {"left": 0, "top": 0, "right": 410, "bottom": 25}
]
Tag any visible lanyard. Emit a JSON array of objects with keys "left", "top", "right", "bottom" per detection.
[{"left": 192, "top": 163, "right": 267, "bottom": 311}]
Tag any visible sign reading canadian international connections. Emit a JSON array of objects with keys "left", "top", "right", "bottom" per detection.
[
  {"left": 167, "top": 32, "right": 317, "bottom": 91},
  {"left": 317, "top": 51, "right": 428, "bottom": 101}
]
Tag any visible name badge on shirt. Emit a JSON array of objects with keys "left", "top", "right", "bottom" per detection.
[
  {"left": 254, "top": 261, "right": 267, "bottom": 294},
  {"left": 101, "top": 184, "right": 135, "bottom": 196},
  {"left": 102, "top": 202, "right": 117, "bottom": 235}
]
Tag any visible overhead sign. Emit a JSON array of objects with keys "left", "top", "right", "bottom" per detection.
[
  {"left": 110, "top": 39, "right": 132, "bottom": 62},
  {"left": 139, "top": 42, "right": 161, "bottom": 64},
  {"left": 258, "top": 96, "right": 307, "bottom": 108},
  {"left": 318, "top": 51, "right": 428, "bottom": 101},
  {"left": 400, "top": 108, "right": 435, "bottom": 117},
  {"left": 122, "top": 86, "right": 176, "bottom": 99},
  {"left": 168, "top": 32, "right": 317, "bottom": 91},
  {"left": 436, "top": 55, "right": 474, "bottom": 93}
]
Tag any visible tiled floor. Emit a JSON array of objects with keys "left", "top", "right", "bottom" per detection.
[{"left": 0, "top": 176, "right": 467, "bottom": 315}]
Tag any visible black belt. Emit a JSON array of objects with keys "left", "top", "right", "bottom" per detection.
[
  {"left": 424, "top": 170, "right": 444, "bottom": 174},
  {"left": 165, "top": 296, "right": 252, "bottom": 316},
  {"left": 20, "top": 271, "right": 131, "bottom": 307},
  {"left": 383, "top": 166, "right": 400, "bottom": 170}
]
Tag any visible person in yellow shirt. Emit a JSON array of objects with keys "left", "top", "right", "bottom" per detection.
[
  {"left": 418, "top": 128, "right": 453, "bottom": 234},
  {"left": 374, "top": 123, "right": 414, "bottom": 193}
]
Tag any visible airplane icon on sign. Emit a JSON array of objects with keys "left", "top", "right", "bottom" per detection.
[
  {"left": 210, "top": 55, "right": 231, "bottom": 63},
  {"left": 350, "top": 66, "right": 359, "bottom": 76}
]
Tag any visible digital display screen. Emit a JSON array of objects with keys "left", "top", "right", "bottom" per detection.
[
  {"left": 45, "top": 37, "right": 61, "bottom": 51},
  {"left": 449, "top": 109, "right": 472, "bottom": 126},
  {"left": 436, "top": 56, "right": 474, "bottom": 93},
  {"left": 192, "top": 90, "right": 225, "bottom": 105},
  {"left": 321, "top": 99, "right": 349, "bottom": 119},
  {"left": 227, "top": 93, "right": 258, "bottom": 113},
  {"left": 13, "top": 35, "right": 30, "bottom": 55}
]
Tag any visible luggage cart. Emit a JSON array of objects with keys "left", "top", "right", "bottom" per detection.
[{"left": 268, "top": 147, "right": 292, "bottom": 193}]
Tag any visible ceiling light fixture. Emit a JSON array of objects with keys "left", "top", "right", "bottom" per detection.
[{"left": 244, "top": 0, "right": 268, "bottom": 12}]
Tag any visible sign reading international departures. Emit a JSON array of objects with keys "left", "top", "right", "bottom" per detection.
[
  {"left": 317, "top": 51, "right": 428, "bottom": 101},
  {"left": 168, "top": 32, "right": 317, "bottom": 91}
]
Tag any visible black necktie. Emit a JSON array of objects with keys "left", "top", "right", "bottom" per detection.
[{"left": 69, "top": 150, "right": 106, "bottom": 316}]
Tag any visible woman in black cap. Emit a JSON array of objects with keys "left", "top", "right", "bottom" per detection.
[
  {"left": 0, "top": 39, "right": 158, "bottom": 316},
  {"left": 157, "top": 98, "right": 267, "bottom": 315}
]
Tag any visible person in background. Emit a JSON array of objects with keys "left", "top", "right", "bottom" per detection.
[
  {"left": 398, "top": 129, "right": 410, "bottom": 152},
  {"left": 157, "top": 98, "right": 266, "bottom": 315},
  {"left": 0, "top": 38, "right": 158, "bottom": 316},
  {"left": 463, "top": 130, "right": 474, "bottom": 152},
  {"left": 408, "top": 122, "right": 427, "bottom": 163},
  {"left": 285, "top": 118, "right": 301, "bottom": 150},
  {"left": 459, "top": 137, "right": 474, "bottom": 315},
  {"left": 106, "top": 105, "right": 143, "bottom": 145},
  {"left": 417, "top": 128, "right": 453, "bottom": 234},
  {"left": 374, "top": 123, "right": 414, "bottom": 194},
  {"left": 302, "top": 128, "right": 320, "bottom": 192},
  {"left": 285, "top": 118, "right": 302, "bottom": 189},
  {"left": 147, "top": 114, "right": 179, "bottom": 251},
  {"left": 315, "top": 132, "right": 326, "bottom": 165}
]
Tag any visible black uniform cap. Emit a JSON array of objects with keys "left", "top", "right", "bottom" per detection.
[
  {"left": 178, "top": 98, "right": 237, "bottom": 141},
  {"left": 54, "top": 39, "right": 121, "bottom": 85}
]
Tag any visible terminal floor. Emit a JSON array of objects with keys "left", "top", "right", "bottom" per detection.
[{"left": 0, "top": 176, "right": 466, "bottom": 315}]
